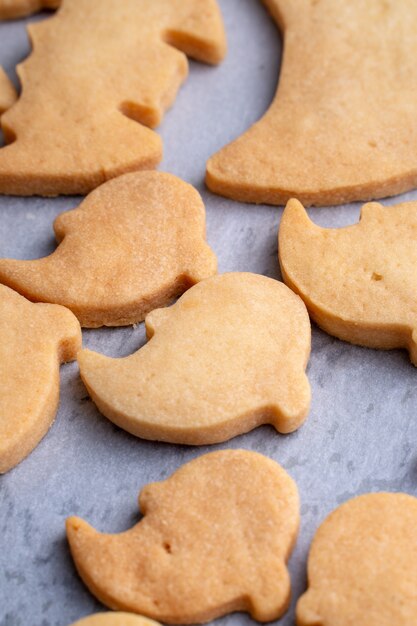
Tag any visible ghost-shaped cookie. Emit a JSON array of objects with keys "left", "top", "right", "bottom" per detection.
[
  {"left": 67, "top": 449, "right": 300, "bottom": 623},
  {"left": 70, "top": 614, "right": 161, "bottom": 626},
  {"left": 0, "top": 0, "right": 226, "bottom": 196},
  {"left": 0, "top": 0, "right": 59, "bottom": 19},
  {"left": 0, "top": 68, "right": 16, "bottom": 115},
  {"left": 207, "top": 0, "right": 417, "bottom": 206},
  {"left": 78, "top": 272, "right": 311, "bottom": 444},
  {"left": 279, "top": 198, "right": 417, "bottom": 364},
  {"left": 297, "top": 492, "right": 417, "bottom": 626},
  {"left": 0, "top": 284, "right": 81, "bottom": 473},
  {"left": 0, "top": 172, "right": 217, "bottom": 328}
]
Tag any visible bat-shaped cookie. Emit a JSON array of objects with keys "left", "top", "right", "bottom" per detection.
[
  {"left": 0, "top": 172, "right": 217, "bottom": 327},
  {"left": 0, "top": 285, "right": 81, "bottom": 473},
  {"left": 67, "top": 450, "right": 300, "bottom": 623},
  {"left": 279, "top": 198, "right": 417, "bottom": 364},
  {"left": 0, "top": 0, "right": 226, "bottom": 195},
  {"left": 297, "top": 493, "right": 417, "bottom": 626},
  {"left": 207, "top": 0, "right": 417, "bottom": 206},
  {"left": 78, "top": 272, "right": 311, "bottom": 443}
]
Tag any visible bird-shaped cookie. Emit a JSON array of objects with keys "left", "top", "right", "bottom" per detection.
[
  {"left": 0, "top": 284, "right": 81, "bottom": 473},
  {"left": 67, "top": 450, "right": 300, "bottom": 624},
  {"left": 0, "top": 0, "right": 226, "bottom": 195},
  {"left": 207, "top": 0, "right": 417, "bottom": 206},
  {"left": 0, "top": 172, "right": 217, "bottom": 328},
  {"left": 78, "top": 272, "right": 311, "bottom": 443},
  {"left": 279, "top": 199, "right": 417, "bottom": 364}
]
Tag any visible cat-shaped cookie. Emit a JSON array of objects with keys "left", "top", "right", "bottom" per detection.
[{"left": 279, "top": 198, "right": 417, "bottom": 364}]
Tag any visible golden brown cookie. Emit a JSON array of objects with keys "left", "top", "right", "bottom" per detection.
[
  {"left": 0, "top": 68, "right": 16, "bottom": 114},
  {"left": 0, "top": 284, "right": 81, "bottom": 473},
  {"left": 70, "top": 613, "right": 161, "bottom": 626},
  {"left": 0, "top": 0, "right": 226, "bottom": 196},
  {"left": 67, "top": 450, "right": 300, "bottom": 624},
  {"left": 279, "top": 198, "right": 417, "bottom": 364},
  {"left": 297, "top": 492, "right": 417, "bottom": 626},
  {"left": 0, "top": 172, "right": 217, "bottom": 328},
  {"left": 78, "top": 272, "right": 311, "bottom": 444},
  {"left": 207, "top": 0, "right": 417, "bottom": 207},
  {"left": 0, "top": 0, "right": 59, "bottom": 19}
]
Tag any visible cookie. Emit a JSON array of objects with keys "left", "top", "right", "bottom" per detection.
[
  {"left": 297, "top": 492, "right": 417, "bottom": 626},
  {"left": 0, "top": 68, "right": 16, "bottom": 114},
  {"left": 67, "top": 450, "right": 300, "bottom": 624},
  {"left": 78, "top": 272, "right": 311, "bottom": 444},
  {"left": 0, "top": 172, "right": 217, "bottom": 328},
  {"left": 0, "top": 0, "right": 59, "bottom": 19},
  {"left": 206, "top": 0, "right": 417, "bottom": 207},
  {"left": 279, "top": 198, "right": 417, "bottom": 364},
  {"left": 70, "top": 613, "right": 161, "bottom": 626},
  {"left": 0, "top": 0, "right": 226, "bottom": 196},
  {"left": 0, "top": 284, "right": 81, "bottom": 473}
]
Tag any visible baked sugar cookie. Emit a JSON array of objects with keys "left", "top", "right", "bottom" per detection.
[
  {"left": 67, "top": 450, "right": 300, "bottom": 623},
  {"left": 0, "top": 0, "right": 226, "bottom": 196},
  {"left": 297, "top": 493, "right": 417, "bottom": 626},
  {"left": 279, "top": 198, "right": 417, "bottom": 364},
  {"left": 0, "top": 68, "right": 16, "bottom": 114},
  {"left": 207, "top": 0, "right": 417, "bottom": 206},
  {"left": 0, "top": 284, "right": 81, "bottom": 473},
  {"left": 0, "top": 172, "right": 217, "bottom": 328},
  {"left": 70, "top": 613, "right": 161, "bottom": 626},
  {"left": 78, "top": 272, "right": 311, "bottom": 444},
  {"left": 0, "top": 0, "right": 59, "bottom": 19}
]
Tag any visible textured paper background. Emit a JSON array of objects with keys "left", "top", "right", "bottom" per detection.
[{"left": 1, "top": 2, "right": 417, "bottom": 625}]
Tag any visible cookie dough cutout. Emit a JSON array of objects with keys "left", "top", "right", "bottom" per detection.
[
  {"left": 0, "top": 285, "right": 81, "bottom": 473},
  {"left": 0, "top": 0, "right": 226, "bottom": 196},
  {"left": 0, "top": 172, "right": 217, "bottom": 328},
  {"left": 297, "top": 493, "right": 417, "bottom": 626},
  {"left": 70, "top": 613, "right": 161, "bottom": 626},
  {"left": 207, "top": 0, "right": 417, "bottom": 206},
  {"left": 0, "top": 0, "right": 59, "bottom": 19},
  {"left": 0, "top": 68, "right": 16, "bottom": 114},
  {"left": 279, "top": 198, "right": 417, "bottom": 364},
  {"left": 67, "top": 450, "right": 300, "bottom": 624},
  {"left": 78, "top": 272, "right": 311, "bottom": 444}
]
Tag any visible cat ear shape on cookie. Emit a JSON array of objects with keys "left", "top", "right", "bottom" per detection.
[
  {"left": 0, "top": 172, "right": 217, "bottom": 328},
  {"left": 279, "top": 199, "right": 417, "bottom": 364},
  {"left": 0, "top": 0, "right": 59, "bottom": 19},
  {"left": 297, "top": 493, "right": 417, "bottom": 626},
  {"left": 0, "top": 0, "right": 226, "bottom": 196},
  {"left": 207, "top": 0, "right": 417, "bottom": 206},
  {"left": 67, "top": 450, "right": 300, "bottom": 623},
  {"left": 0, "top": 285, "right": 81, "bottom": 473},
  {"left": 0, "top": 68, "right": 16, "bottom": 114},
  {"left": 78, "top": 273, "right": 311, "bottom": 444}
]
